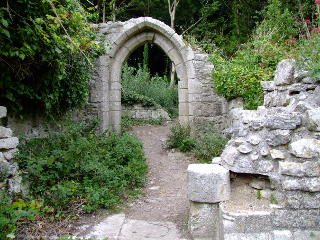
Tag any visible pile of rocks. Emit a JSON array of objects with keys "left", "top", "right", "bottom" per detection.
[
  {"left": 0, "top": 106, "right": 23, "bottom": 194},
  {"left": 215, "top": 59, "right": 320, "bottom": 232}
]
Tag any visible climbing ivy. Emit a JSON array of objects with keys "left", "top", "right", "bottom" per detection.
[{"left": 0, "top": 0, "right": 103, "bottom": 118}]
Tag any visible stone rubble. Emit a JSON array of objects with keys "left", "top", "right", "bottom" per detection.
[
  {"left": 0, "top": 106, "right": 23, "bottom": 194},
  {"left": 217, "top": 59, "right": 320, "bottom": 233}
]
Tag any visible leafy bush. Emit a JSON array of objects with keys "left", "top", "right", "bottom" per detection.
[
  {"left": 165, "top": 123, "right": 227, "bottom": 162},
  {"left": 165, "top": 124, "right": 196, "bottom": 152},
  {"left": 0, "top": 192, "right": 40, "bottom": 240},
  {"left": 16, "top": 120, "right": 147, "bottom": 212},
  {"left": 211, "top": 0, "right": 299, "bottom": 109},
  {"left": 193, "top": 132, "right": 228, "bottom": 162},
  {"left": 0, "top": 0, "right": 103, "bottom": 118},
  {"left": 121, "top": 65, "right": 178, "bottom": 117}
]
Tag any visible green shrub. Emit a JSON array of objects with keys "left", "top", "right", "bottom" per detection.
[
  {"left": 121, "top": 65, "right": 178, "bottom": 117},
  {"left": 211, "top": 0, "right": 299, "bottom": 109},
  {"left": 165, "top": 123, "right": 227, "bottom": 162},
  {"left": 0, "top": 192, "right": 40, "bottom": 240},
  {"left": 165, "top": 124, "right": 196, "bottom": 152},
  {"left": 193, "top": 132, "right": 228, "bottom": 162},
  {"left": 16, "top": 120, "right": 147, "bottom": 212},
  {"left": 0, "top": 0, "right": 103, "bottom": 118}
]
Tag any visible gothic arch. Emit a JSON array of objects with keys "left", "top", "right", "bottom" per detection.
[{"left": 91, "top": 17, "right": 227, "bottom": 132}]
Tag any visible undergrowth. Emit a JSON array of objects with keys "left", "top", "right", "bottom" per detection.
[
  {"left": 121, "top": 64, "right": 178, "bottom": 118},
  {"left": 165, "top": 123, "right": 228, "bottom": 163},
  {"left": 16, "top": 120, "right": 147, "bottom": 213}
]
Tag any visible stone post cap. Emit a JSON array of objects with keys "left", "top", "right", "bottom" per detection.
[
  {"left": 187, "top": 164, "right": 230, "bottom": 203},
  {"left": 0, "top": 106, "right": 7, "bottom": 119}
]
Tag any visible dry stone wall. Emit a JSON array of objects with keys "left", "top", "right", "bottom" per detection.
[
  {"left": 216, "top": 59, "right": 320, "bottom": 232},
  {"left": 122, "top": 104, "right": 170, "bottom": 120},
  {"left": 0, "top": 106, "right": 23, "bottom": 194}
]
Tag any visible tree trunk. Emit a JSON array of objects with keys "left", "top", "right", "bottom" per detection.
[{"left": 168, "top": 0, "right": 180, "bottom": 87}]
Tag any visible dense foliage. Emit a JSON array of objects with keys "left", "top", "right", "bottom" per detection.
[
  {"left": 0, "top": 0, "right": 102, "bottom": 118},
  {"left": 211, "top": 0, "right": 320, "bottom": 109},
  {"left": 121, "top": 64, "right": 178, "bottom": 117},
  {"left": 16, "top": 120, "right": 147, "bottom": 213},
  {"left": 165, "top": 123, "right": 228, "bottom": 162}
]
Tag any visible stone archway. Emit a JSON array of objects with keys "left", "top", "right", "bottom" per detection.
[{"left": 90, "top": 17, "right": 228, "bottom": 132}]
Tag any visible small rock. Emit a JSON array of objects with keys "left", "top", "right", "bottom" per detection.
[
  {"left": 302, "top": 77, "right": 317, "bottom": 84},
  {"left": 260, "top": 146, "right": 270, "bottom": 156},
  {"left": 0, "top": 127, "right": 12, "bottom": 138},
  {"left": 237, "top": 143, "right": 252, "bottom": 154},
  {"left": 266, "top": 130, "right": 291, "bottom": 146},
  {"left": 248, "top": 135, "right": 261, "bottom": 145},
  {"left": 265, "top": 113, "right": 301, "bottom": 130},
  {"left": 212, "top": 157, "right": 222, "bottom": 165},
  {"left": 270, "top": 149, "right": 285, "bottom": 159},
  {"left": 289, "top": 138, "right": 320, "bottom": 158},
  {"left": 274, "top": 59, "right": 296, "bottom": 86},
  {"left": 221, "top": 146, "right": 239, "bottom": 165},
  {"left": 149, "top": 186, "right": 160, "bottom": 191},
  {"left": 250, "top": 152, "right": 260, "bottom": 161},
  {"left": 0, "top": 106, "right": 6, "bottom": 119},
  {"left": 257, "top": 161, "right": 274, "bottom": 173},
  {"left": 306, "top": 108, "right": 320, "bottom": 131}
]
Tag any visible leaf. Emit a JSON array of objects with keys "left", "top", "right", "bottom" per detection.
[
  {"left": 1, "top": 29, "right": 10, "bottom": 38},
  {"left": 1, "top": 19, "right": 9, "bottom": 27},
  {"left": 6, "top": 233, "right": 15, "bottom": 239}
]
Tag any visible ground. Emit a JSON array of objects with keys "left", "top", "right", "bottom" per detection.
[{"left": 76, "top": 122, "right": 195, "bottom": 239}]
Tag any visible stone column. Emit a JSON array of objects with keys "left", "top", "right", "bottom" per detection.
[{"left": 187, "top": 164, "right": 230, "bottom": 240}]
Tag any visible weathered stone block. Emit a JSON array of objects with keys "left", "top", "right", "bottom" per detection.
[
  {"left": 0, "top": 106, "right": 6, "bottom": 118},
  {"left": 280, "top": 191, "right": 320, "bottom": 209},
  {"left": 266, "top": 130, "right": 291, "bottom": 146},
  {"left": 265, "top": 113, "right": 301, "bottom": 130},
  {"left": 273, "top": 209, "right": 320, "bottom": 229},
  {"left": 293, "top": 230, "right": 320, "bottom": 240},
  {"left": 0, "top": 137, "right": 19, "bottom": 150},
  {"left": 306, "top": 108, "right": 320, "bottom": 131},
  {"left": 3, "top": 149, "right": 18, "bottom": 161},
  {"left": 289, "top": 138, "right": 320, "bottom": 158},
  {"left": 0, "top": 127, "right": 12, "bottom": 138},
  {"left": 279, "top": 161, "right": 320, "bottom": 177},
  {"left": 282, "top": 177, "right": 320, "bottom": 192},
  {"left": 189, "top": 201, "right": 223, "bottom": 240},
  {"left": 221, "top": 145, "right": 239, "bottom": 166},
  {"left": 270, "top": 149, "right": 286, "bottom": 159},
  {"left": 274, "top": 59, "right": 295, "bottom": 86},
  {"left": 273, "top": 230, "right": 293, "bottom": 240},
  {"left": 187, "top": 164, "right": 230, "bottom": 203}
]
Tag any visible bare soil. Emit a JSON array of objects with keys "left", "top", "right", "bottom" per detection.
[{"left": 126, "top": 122, "right": 196, "bottom": 239}]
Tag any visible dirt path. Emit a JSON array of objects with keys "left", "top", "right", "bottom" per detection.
[
  {"left": 126, "top": 123, "right": 195, "bottom": 237},
  {"left": 76, "top": 122, "right": 195, "bottom": 239}
]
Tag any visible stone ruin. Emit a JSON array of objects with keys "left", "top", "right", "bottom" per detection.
[
  {"left": 187, "top": 59, "right": 320, "bottom": 240},
  {"left": 0, "top": 106, "right": 23, "bottom": 195}
]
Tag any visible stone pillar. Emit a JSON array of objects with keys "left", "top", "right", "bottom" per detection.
[{"left": 187, "top": 164, "right": 230, "bottom": 240}]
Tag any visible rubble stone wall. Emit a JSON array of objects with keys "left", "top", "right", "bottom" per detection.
[
  {"left": 0, "top": 106, "right": 23, "bottom": 194},
  {"left": 216, "top": 59, "right": 320, "bottom": 232},
  {"left": 122, "top": 104, "right": 170, "bottom": 120}
]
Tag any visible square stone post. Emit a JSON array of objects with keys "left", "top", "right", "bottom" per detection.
[{"left": 187, "top": 164, "right": 230, "bottom": 240}]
